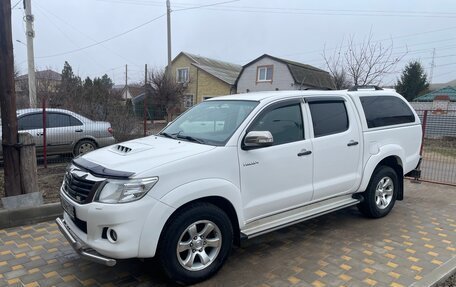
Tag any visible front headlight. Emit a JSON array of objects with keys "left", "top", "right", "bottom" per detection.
[{"left": 96, "top": 177, "right": 158, "bottom": 203}]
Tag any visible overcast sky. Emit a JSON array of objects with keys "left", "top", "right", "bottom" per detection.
[{"left": 11, "top": 0, "right": 456, "bottom": 86}]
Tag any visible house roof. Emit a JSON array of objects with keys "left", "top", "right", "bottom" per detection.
[
  {"left": 126, "top": 86, "right": 146, "bottom": 98},
  {"left": 175, "top": 52, "right": 242, "bottom": 85},
  {"left": 428, "top": 78, "right": 456, "bottom": 91},
  {"left": 237, "top": 54, "right": 335, "bottom": 90},
  {"left": 17, "top": 69, "right": 61, "bottom": 81},
  {"left": 414, "top": 86, "right": 456, "bottom": 102}
]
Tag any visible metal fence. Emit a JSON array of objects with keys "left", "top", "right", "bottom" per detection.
[
  {"left": 416, "top": 110, "right": 456, "bottom": 186},
  {"left": 0, "top": 99, "right": 168, "bottom": 167}
]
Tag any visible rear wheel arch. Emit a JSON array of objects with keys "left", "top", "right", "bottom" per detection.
[
  {"left": 73, "top": 138, "right": 98, "bottom": 156},
  {"left": 375, "top": 156, "right": 404, "bottom": 200}
]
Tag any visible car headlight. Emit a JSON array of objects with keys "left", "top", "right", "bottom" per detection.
[{"left": 96, "top": 177, "right": 158, "bottom": 203}]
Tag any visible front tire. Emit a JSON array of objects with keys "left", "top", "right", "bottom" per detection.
[
  {"left": 358, "top": 166, "right": 398, "bottom": 218},
  {"left": 158, "top": 202, "right": 233, "bottom": 285}
]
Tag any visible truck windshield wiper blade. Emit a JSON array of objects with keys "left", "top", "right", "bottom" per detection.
[
  {"left": 176, "top": 134, "right": 205, "bottom": 144},
  {"left": 158, "top": 132, "right": 176, "bottom": 139}
]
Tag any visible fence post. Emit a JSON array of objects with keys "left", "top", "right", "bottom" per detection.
[
  {"left": 143, "top": 93, "right": 147, "bottom": 137},
  {"left": 42, "top": 98, "right": 47, "bottom": 168},
  {"left": 419, "top": 110, "right": 428, "bottom": 156},
  {"left": 18, "top": 132, "right": 38, "bottom": 194}
]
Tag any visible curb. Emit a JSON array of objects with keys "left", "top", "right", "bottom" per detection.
[
  {"left": 410, "top": 256, "right": 456, "bottom": 287},
  {"left": 0, "top": 202, "right": 62, "bottom": 229}
]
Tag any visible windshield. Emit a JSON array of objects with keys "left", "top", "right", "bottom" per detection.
[{"left": 160, "top": 100, "right": 258, "bottom": 146}]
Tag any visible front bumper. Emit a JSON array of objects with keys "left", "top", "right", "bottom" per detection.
[{"left": 56, "top": 217, "right": 116, "bottom": 266}]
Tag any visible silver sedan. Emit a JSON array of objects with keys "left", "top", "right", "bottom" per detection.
[{"left": 1, "top": 108, "right": 116, "bottom": 157}]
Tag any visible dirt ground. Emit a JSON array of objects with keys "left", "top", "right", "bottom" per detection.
[{"left": 0, "top": 163, "right": 67, "bottom": 208}]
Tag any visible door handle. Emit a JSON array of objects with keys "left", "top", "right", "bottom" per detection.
[
  {"left": 75, "top": 129, "right": 83, "bottom": 132},
  {"left": 297, "top": 150, "right": 312, "bottom": 157},
  {"left": 347, "top": 140, "right": 359, "bottom": 146},
  {"left": 37, "top": 133, "right": 43, "bottom": 136}
]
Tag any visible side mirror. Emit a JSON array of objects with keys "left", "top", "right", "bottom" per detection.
[{"left": 243, "top": 131, "right": 273, "bottom": 149}]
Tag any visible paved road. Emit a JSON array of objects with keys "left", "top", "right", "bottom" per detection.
[{"left": 0, "top": 181, "right": 455, "bottom": 287}]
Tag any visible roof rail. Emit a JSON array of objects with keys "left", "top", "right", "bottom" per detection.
[{"left": 348, "top": 85, "right": 383, "bottom": 91}]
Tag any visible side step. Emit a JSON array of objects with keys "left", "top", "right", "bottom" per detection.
[{"left": 241, "top": 195, "right": 361, "bottom": 239}]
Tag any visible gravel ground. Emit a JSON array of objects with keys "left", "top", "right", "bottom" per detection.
[{"left": 436, "top": 272, "right": 456, "bottom": 287}]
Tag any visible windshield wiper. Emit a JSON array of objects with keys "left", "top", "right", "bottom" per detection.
[
  {"left": 158, "top": 132, "right": 176, "bottom": 139},
  {"left": 176, "top": 134, "right": 205, "bottom": 144}
]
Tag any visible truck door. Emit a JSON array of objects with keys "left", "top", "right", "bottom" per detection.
[
  {"left": 307, "top": 96, "right": 362, "bottom": 200},
  {"left": 239, "top": 98, "right": 314, "bottom": 221}
]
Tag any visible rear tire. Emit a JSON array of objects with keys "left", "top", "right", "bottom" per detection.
[
  {"left": 358, "top": 166, "right": 398, "bottom": 218},
  {"left": 158, "top": 202, "right": 233, "bottom": 285},
  {"left": 73, "top": 139, "right": 96, "bottom": 157}
]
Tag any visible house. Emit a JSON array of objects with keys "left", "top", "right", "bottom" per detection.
[
  {"left": 236, "top": 54, "right": 335, "bottom": 93},
  {"left": 169, "top": 52, "right": 242, "bottom": 109},
  {"left": 15, "top": 69, "right": 62, "bottom": 103},
  {"left": 119, "top": 84, "right": 145, "bottom": 101},
  {"left": 412, "top": 86, "right": 456, "bottom": 111},
  {"left": 428, "top": 79, "right": 456, "bottom": 92}
]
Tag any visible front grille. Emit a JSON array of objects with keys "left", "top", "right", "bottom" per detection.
[{"left": 63, "top": 172, "right": 97, "bottom": 204}]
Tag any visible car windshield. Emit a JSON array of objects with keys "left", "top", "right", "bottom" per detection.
[{"left": 160, "top": 100, "right": 258, "bottom": 146}]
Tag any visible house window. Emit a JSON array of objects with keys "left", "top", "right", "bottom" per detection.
[
  {"left": 183, "top": 95, "right": 194, "bottom": 108},
  {"left": 177, "top": 68, "right": 189, "bottom": 83},
  {"left": 257, "top": 65, "right": 273, "bottom": 82}
]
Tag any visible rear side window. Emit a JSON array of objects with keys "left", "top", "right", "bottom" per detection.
[
  {"left": 360, "top": 96, "right": 415, "bottom": 128},
  {"left": 309, "top": 101, "right": 349, "bottom": 137},
  {"left": 18, "top": 113, "right": 43, "bottom": 130}
]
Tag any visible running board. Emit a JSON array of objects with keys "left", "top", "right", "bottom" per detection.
[{"left": 241, "top": 195, "right": 360, "bottom": 239}]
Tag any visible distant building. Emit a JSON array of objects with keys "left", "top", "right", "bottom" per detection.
[
  {"left": 412, "top": 86, "right": 456, "bottom": 111},
  {"left": 169, "top": 52, "right": 242, "bottom": 109},
  {"left": 15, "top": 69, "right": 62, "bottom": 107},
  {"left": 119, "top": 84, "right": 145, "bottom": 101},
  {"left": 236, "top": 54, "right": 335, "bottom": 93},
  {"left": 428, "top": 79, "right": 456, "bottom": 92}
]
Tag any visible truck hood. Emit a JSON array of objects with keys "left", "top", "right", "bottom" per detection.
[{"left": 79, "top": 135, "right": 216, "bottom": 176}]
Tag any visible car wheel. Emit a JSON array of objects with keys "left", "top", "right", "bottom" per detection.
[
  {"left": 73, "top": 139, "right": 96, "bottom": 156},
  {"left": 158, "top": 202, "right": 233, "bottom": 285},
  {"left": 358, "top": 165, "right": 398, "bottom": 218}
]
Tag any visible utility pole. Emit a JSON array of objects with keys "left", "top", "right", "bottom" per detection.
[
  {"left": 0, "top": 0, "right": 23, "bottom": 196},
  {"left": 166, "top": 0, "right": 172, "bottom": 67},
  {"left": 143, "top": 64, "right": 148, "bottom": 137},
  {"left": 24, "top": 0, "right": 37, "bottom": 108},
  {"left": 125, "top": 64, "right": 128, "bottom": 100},
  {"left": 429, "top": 48, "right": 436, "bottom": 83}
]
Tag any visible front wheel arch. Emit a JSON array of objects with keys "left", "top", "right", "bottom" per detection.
[
  {"left": 159, "top": 196, "right": 241, "bottom": 248},
  {"left": 157, "top": 201, "right": 234, "bottom": 284}
]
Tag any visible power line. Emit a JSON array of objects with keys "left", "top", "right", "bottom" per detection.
[
  {"left": 11, "top": 0, "right": 21, "bottom": 9},
  {"left": 34, "top": 0, "right": 239, "bottom": 59},
  {"left": 173, "top": 0, "right": 240, "bottom": 12},
  {"left": 37, "top": 13, "right": 166, "bottom": 59},
  {"left": 33, "top": 5, "right": 106, "bottom": 69},
  {"left": 34, "top": 2, "right": 142, "bottom": 67},
  {"left": 185, "top": 6, "right": 456, "bottom": 19},
  {"left": 94, "top": 0, "right": 456, "bottom": 17}
]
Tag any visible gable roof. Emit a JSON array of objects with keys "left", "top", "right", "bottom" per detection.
[
  {"left": 174, "top": 52, "right": 242, "bottom": 85},
  {"left": 237, "top": 54, "right": 335, "bottom": 90},
  {"left": 414, "top": 86, "right": 456, "bottom": 102},
  {"left": 17, "top": 69, "right": 61, "bottom": 81}
]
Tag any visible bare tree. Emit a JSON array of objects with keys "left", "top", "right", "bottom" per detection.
[
  {"left": 323, "top": 43, "right": 352, "bottom": 89},
  {"left": 148, "top": 68, "right": 186, "bottom": 121},
  {"left": 323, "top": 33, "right": 406, "bottom": 88}
]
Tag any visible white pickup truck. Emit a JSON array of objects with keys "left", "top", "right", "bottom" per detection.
[{"left": 56, "top": 88, "right": 422, "bottom": 284}]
